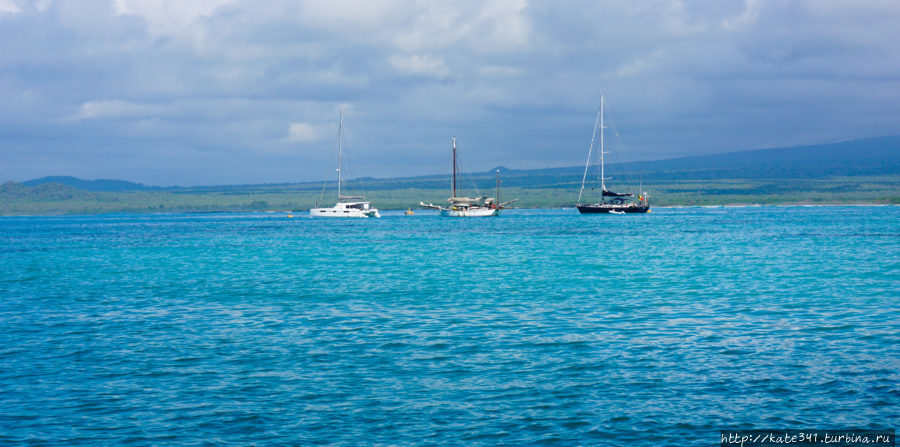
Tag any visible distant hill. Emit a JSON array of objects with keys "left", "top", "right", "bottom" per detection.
[
  {"left": 22, "top": 176, "right": 153, "bottom": 192},
  {"left": 17, "top": 136, "right": 900, "bottom": 193},
  {"left": 342, "top": 135, "right": 900, "bottom": 191},
  {"left": 624, "top": 135, "right": 900, "bottom": 180}
]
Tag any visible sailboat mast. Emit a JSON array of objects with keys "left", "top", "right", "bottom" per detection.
[
  {"left": 337, "top": 110, "right": 343, "bottom": 199},
  {"left": 600, "top": 95, "right": 605, "bottom": 194},
  {"left": 451, "top": 137, "right": 457, "bottom": 198},
  {"left": 496, "top": 169, "right": 500, "bottom": 206}
]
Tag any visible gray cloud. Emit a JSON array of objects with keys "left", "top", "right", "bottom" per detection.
[{"left": 1, "top": 0, "right": 898, "bottom": 185}]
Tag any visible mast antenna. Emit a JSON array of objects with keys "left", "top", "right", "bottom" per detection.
[
  {"left": 600, "top": 94, "right": 606, "bottom": 196},
  {"left": 451, "top": 137, "right": 457, "bottom": 198},
  {"left": 337, "top": 110, "right": 343, "bottom": 200},
  {"left": 496, "top": 169, "right": 501, "bottom": 206}
]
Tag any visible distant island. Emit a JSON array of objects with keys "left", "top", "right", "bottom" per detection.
[{"left": 2, "top": 137, "right": 898, "bottom": 215}]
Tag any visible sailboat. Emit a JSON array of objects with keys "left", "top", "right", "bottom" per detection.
[
  {"left": 576, "top": 95, "right": 650, "bottom": 214},
  {"left": 419, "top": 138, "right": 516, "bottom": 217},
  {"left": 310, "top": 111, "right": 380, "bottom": 218}
]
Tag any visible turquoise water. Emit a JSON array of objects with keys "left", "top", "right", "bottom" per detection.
[{"left": 1, "top": 207, "right": 897, "bottom": 445}]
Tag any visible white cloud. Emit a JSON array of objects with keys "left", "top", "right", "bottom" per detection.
[
  {"left": 0, "top": 0, "right": 20, "bottom": 14},
  {"left": 723, "top": 0, "right": 760, "bottom": 30},
  {"left": 74, "top": 100, "right": 157, "bottom": 120},
  {"left": 112, "top": 0, "right": 234, "bottom": 34},
  {"left": 614, "top": 50, "right": 666, "bottom": 78},
  {"left": 392, "top": 0, "right": 530, "bottom": 53},
  {"left": 389, "top": 54, "right": 450, "bottom": 79},
  {"left": 298, "top": 0, "right": 406, "bottom": 31},
  {"left": 477, "top": 65, "right": 524, "bottom": 77},
  {"left": 475, "top": 0, "right": 529, "bottom": 50},
  {"left": 286, "top": 122, "right": 318, "bottom": 143}
]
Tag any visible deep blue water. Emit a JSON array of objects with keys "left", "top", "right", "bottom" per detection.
[{"left": 1, "top": 207, "right": 897, "bottom": 446}]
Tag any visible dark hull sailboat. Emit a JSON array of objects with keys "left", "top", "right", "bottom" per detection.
[
  {"left": 576, "top": 95, "right": 650, "bottom": 214},
  {"left": 577, "top": 203, "right": 649, "bottom": 214}
]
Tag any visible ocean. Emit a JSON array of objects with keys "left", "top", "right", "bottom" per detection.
[{"left": 1, "top": 207, "right": 897, "bottom": 445}]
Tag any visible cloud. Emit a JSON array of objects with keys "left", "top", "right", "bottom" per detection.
[
  {"left": 112, "top": 0, "right": 235, "bottom": 32},
  {"left": 0, "top": 0, "right": 19, "bottom": 14},
  {"left": 389, "top": 54, "right": 450, "bottom": 79},
  {"left": 391, "top": 0, "right": 530, "bottom": 53},
  {"left": 723, "top": 0, "right": 760, "bottom": 30},
  {"left": 297, "top": 0, "right": 406, "bottom": 31},
  {"left": 1, "top": 0, "right": 899, "bottom": 185},
  {"left": 285, "top": 122, "right": 318, "bottom": 143},
  {"left": 73, "top": 100, "right": 158, "bottom": 120}
]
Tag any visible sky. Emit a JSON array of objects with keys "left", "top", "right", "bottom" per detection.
[{"left": 1, "top": 0, "right": 898, "bottom": 186}]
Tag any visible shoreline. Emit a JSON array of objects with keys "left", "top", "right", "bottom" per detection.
[{"left": 2, "top": 202, "right": 896, "bottom": 218}]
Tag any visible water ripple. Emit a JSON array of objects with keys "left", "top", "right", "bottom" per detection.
[{"left": 0, "top": 207, "right": 897, "bottom": 445}]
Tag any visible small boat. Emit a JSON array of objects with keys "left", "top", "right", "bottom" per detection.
[
  {"left": 310, "top": 111, "right": 380, "bottom": 218},
  {"left": 419, "top": 138, "right": 516, "bottom": 217},
  {"left": 576, "top": 95, "right": 650, "bottom": 214}
]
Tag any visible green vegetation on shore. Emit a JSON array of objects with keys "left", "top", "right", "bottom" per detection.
[
  {"left": 1, "top": 175, "right": 897, "bottom": 216},
  {"left": 3, "top": 137, "right": 898, "bottom": 215}
]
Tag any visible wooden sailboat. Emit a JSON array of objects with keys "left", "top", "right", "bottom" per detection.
[{"left": 420, "top": 138, "right": 516, "bottom": 217}]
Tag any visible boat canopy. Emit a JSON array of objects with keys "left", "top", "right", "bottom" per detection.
[{"left": 602, "top": 189, "right": 632, "bottom": 197}]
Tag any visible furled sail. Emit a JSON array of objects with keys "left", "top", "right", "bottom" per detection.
[
  {"left": 602, "top": 189, "right": 632, "bottom": 197},
  {"left": 448, "top": 196, "right": 486, "bottom": 204}
]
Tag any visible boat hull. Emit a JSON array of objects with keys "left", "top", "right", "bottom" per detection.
[
  {"left": 440, "top": 207, "right": 500, "bottom": 217},
  {"left": 310, "top": 209, "right": 380, "bottom": 217},
  {"left": 577, "top": 204, "right": 649, "bottom": 214},
  {"left": 310, "top": 202, "right": 380, "bottom": 218}
]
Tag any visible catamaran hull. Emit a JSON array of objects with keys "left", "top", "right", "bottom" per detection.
[
  {"left": 310, "top": 210, "right": 379, "bottom": 217},
  {"left": 577, "top": 205, "right": 649, "bottom": 214},
  {"left": 440, "top": 208, "right": 500, "bottom": 217},
  {"left": 310, "top": 203, "right": 380, "bottom": 218},
  {"left": 310, "top": 209, "right": 379, "bottom": 217}
]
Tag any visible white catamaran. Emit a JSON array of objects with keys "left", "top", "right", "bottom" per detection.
[
  {"left": 310, "top": 112, "right": 380, "bottom": 218},
  {"left": 420, "top": 138, "right": 516, "bottom": 217},
  {"left": 576, "top": 95, "right": 650, "bottom": 214}
]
